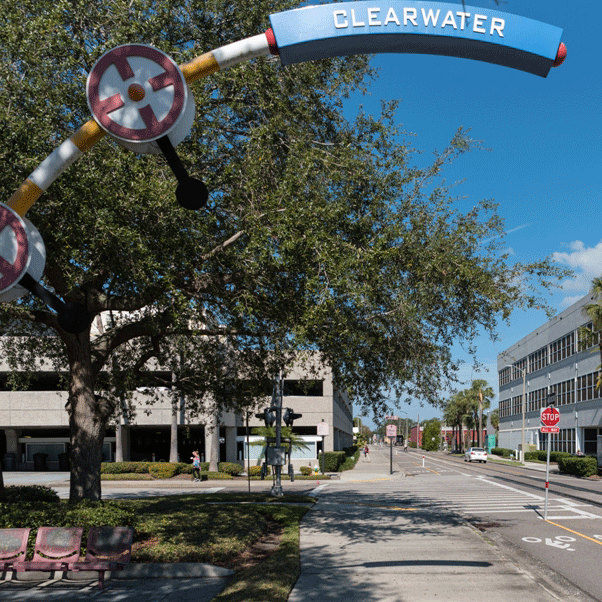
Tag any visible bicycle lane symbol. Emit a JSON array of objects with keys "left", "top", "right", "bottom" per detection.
[
  {"left": 0, "top": 203, "right": 29, "bottom": 293},
  {"left": 522, "top": 535, "right": 576, "bottom": 551}
]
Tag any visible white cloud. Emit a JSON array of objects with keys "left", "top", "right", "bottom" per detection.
[{"left": 552, "top": 239, "right": 602, "bottom": 306}]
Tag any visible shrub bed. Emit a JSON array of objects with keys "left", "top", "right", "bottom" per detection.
[
  {"left": 491, "top": 447, "right": 513, "bottom": 458},
  {"left": 1, "top": 485, "right": 60, "bottom": 504},
  {"left": 247, "top": 465, "right": 270, "bottom": 477},
  {"left": 101, "top": 462, "right": 152, "bottom": 474},
  {"left": 218, "top": 462, "right": 244, "bottom": 476},
  {"left": 318, "top": 451, "right": 346, "bottom": 472},
  {"left": 148, "top": 463, "right": 180, "bottom": 479},
  {"left": 558, "top": 456, "right": 598, "bottom": 477},
  {"left": 0, "top": 496, "right": 137, "bottom": 533}
]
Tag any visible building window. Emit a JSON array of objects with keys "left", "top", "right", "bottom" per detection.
[
  {"left": 583, "top": 428, "right": 600, "bottom": 455},
  {"left": 577, "top": 322, "right": 601, "bottom": 352},
  {"left": 511, "top": 395, "right": 523, "bottom": 415},
  {"left": 499, "top": 367, "right": 511, "bottom": 387},
  {"left": 512, "top": 359, "right": 527, "bottom": 382},
  {"left": 550, "top": 332, "right": 574, "bottom": 364},
  {"left": 528, "top": 347, "right": 548, "bottom": 373},
  {"left": 538, "top": 428, "right": 575, "bottom": 454},
  {"left": 577, "top": 370, "right": 601, "bottom": 402},
  {"left": 527, "top": 387, "right": 547, "bottom": 413},
  {"left": 550, "top": 379, "right": 575, "bottom": 407},
  {"left": 499, "top": 398, "right": 511, "bottom": 418}
]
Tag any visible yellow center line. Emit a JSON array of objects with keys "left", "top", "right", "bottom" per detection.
[{"left": 546, "top": 520, "right": 602, "bottom": 546}]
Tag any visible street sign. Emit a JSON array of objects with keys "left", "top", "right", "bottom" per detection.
[
  {"left": 541, "top": 407, "right": 560, "bottom": 427},
  {"left": 385, "top": 415, "right": 398, "bottom": 421},
  {"left": 540, "top": 426, "right": 560, "bottom": 433},
  {"left": 317, "top": 421, "right": 329, "bottom": 437},
  {"left": 0, "top": 203, "right": 29, "bottom": 294},
  {"left": 386, "top": 424, "right": 397, "bottom": 438}
]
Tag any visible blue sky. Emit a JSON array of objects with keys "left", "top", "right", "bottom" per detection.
[{"left": 341, "top": 0, "right": 601, "bottom": 427}]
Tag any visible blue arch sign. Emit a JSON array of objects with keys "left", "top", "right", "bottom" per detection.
[{"left": 270, "top": 1, "right": 564, "bottom": 77}]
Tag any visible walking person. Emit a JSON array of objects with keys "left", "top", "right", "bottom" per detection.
[
  {"left": 191, "top": 450, "right": 201, "bottom": 482},
  {"left": 364, "top": 444, "right": 371, "bottom": 462}
]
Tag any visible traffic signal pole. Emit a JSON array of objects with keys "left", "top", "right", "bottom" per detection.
[{"left": 271, "top": 375, "right": 284, "bottom": 497}]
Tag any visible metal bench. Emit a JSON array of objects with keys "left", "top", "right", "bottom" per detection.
[
  {"left": 69, "top": 526, "right": 134, "bottom": 589},
  {"left": 0, "top": 528, "right": 31, "bottom": 575},
  {"left": 11, "top": 526, "right": 84, "bottom": 577}
]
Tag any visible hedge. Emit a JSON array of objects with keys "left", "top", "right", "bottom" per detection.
[
  {"left": 524, "top": 450, "right": 573, "bottom": 463},
  {"left": 317, "top": 446, "right": 360, "bottom": 473},
  {"left": 218, "top": 462, "right": 244, "bottom": 476},
  {"left": 491, "top": 447, "right": 513, "bottom": 458},
  {"left": 0, "top": 485, "right": 60, "bottom": 504},
  {"left": 247, "top": 465, "right": 271, "bottom": 477},
  {"left": 0, "top": 489, "right": 136, "bottom": 534},
  {"left": 558, "top": 456, "right": 598, "bottom": 477},
  {"left": 148, "top": 463, "right": 180, "bottom": 479},
  {"left": 101, "top": 461, "right": 152, "bottom": 474},
  {"left": 101, "top": 460, "right": 242, "bottom": 478}
]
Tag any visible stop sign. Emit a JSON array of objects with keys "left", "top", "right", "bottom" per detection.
[{"left": 541, "top": 407, "right": 560, "bottom": 427}]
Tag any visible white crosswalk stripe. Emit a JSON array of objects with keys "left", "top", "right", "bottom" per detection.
[{"left": 380, "top": 475, "right": 599, "bottom": 520}]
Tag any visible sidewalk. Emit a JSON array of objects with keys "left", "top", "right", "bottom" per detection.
[{"left": 288, "top": 450, "right": 592, "bottom": 602}]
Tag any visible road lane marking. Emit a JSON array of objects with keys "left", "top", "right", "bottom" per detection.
[{"left": 545, "top": 521, "right": 602, "bottom": 546}]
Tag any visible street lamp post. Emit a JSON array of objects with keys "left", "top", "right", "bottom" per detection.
[{"left": 507, "top": 363, "right": 527, "bottom": 463}]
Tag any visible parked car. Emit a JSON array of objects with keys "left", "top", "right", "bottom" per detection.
[{"left": 464, "top": 447, "right": 487, "bottom": 463}]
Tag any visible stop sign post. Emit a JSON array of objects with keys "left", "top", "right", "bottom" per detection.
[
  {"left": 541, "top": 406, "right": 560, "bottom": 433},
  {"left": 542, "top": 395, "right": 558, "bottom": 520}
]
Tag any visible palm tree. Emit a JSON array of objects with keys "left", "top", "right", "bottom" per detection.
[
  {"left": 444, "top": 391, "right": 471, "bottom": 452},
  {"left": 584, "top": 277, "right": 602, "bottom": 388},
  {"left": 468, "top": 380, "right": 494, "bottom": 447}
]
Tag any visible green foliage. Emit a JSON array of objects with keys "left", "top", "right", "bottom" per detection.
[
  {"left": 176, "top": 462, "right": 193, "bottom": 474},
  {"left": 550, "top": 451, "right": 573, "bottom": 463},
  {"left": 0, "top": 499, "right": 136, "bottom": 532},
  {"left": 491, "top": 447, "right": 513, "bottom": 458},
  {"left": 318, "top": 452, "right": 345, "bottom": 472},
  {"left": 1, "top": 485, "right": 60, "bottom": 504},
  {"left": 558, "top": 456, "right": 598, "bottom": 477},
  {"left": 524, "top": 450, "right": 572, "bottom": 462},
  {"left": 247, "top": 465, "right": 271, "bottom": 477},
  {"left": 339, "top": 445, "right": 360, "bottom": 471},
  {"left": 148, "top": 463, "right": 180, "bottom": 479},
  {"left": 0, "top": 0, "right": 569, "bottom": 501},
  {"left": 199, "top": 472, "right": 233, "bottom": 480},
  {"left": 422, "top": 419, "right": 441, "bottom": 451},
  {"left": 299, "top": 466, "right": 313, "bottom": 476},
  {"left": 101, "top": 462, "right": 151, "bottom": 474},
  {"left": 218, "top": 462, "right": 244, "bottom": 476}
]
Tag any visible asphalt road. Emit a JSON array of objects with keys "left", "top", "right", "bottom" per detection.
[{"left": 386, "top": 447, "right": 602, "bottom": 601}]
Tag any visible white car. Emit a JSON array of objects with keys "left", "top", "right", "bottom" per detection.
[{"left": 464, "top": 447, "right": 487, "bottom": 463}]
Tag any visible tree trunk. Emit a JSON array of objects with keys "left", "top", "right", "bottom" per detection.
[
  {"left": 67, "top": 336, "right": 115, "bottom": 502},
  {"left": 208, "top": 413, "right": 219, "bottom": 473},
  {"left": 0, "top": 467, "right": 4, "bottom": 500},
  {"left": 169, "top": 396, "right": 180, "bottom": 463}
]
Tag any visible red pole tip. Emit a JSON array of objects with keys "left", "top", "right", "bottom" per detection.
[
  {"left": 265, "top": 29, "right": 279, "bottom": 56},
  {"left": 553, "top": 42, "right": 567, "bottom": 67}
]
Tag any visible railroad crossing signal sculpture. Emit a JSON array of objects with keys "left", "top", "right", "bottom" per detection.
[{"left": 1, "top": 2, "right": 566, "bottom": 333}]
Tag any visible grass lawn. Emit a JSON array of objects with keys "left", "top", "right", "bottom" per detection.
[
  {"left": 0, "top": 491, "right": 312, "bottom": 602},
  {"left": 129, "top": 493, "right": 313, "bottom": 602}
]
